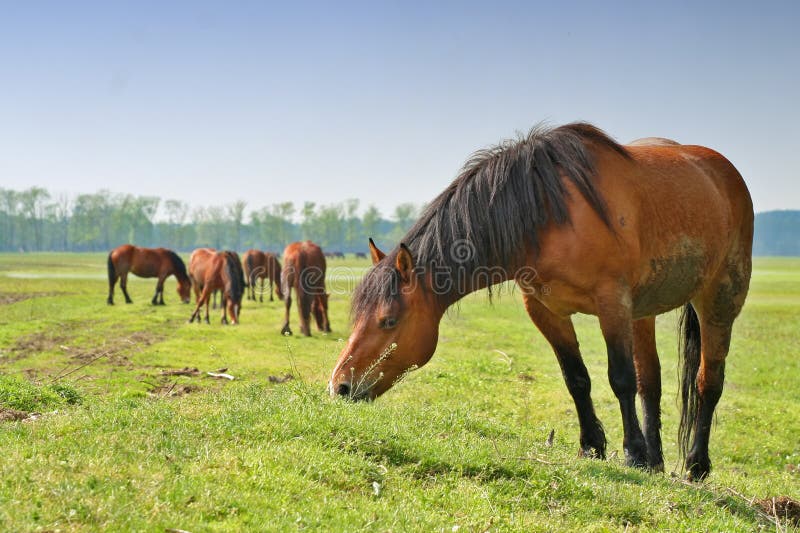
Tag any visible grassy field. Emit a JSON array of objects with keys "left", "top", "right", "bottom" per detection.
[{"left": 0, "top": 252, "right": 798, "bottom": 531}]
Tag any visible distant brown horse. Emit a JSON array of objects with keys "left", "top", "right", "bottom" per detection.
[
  {"left": 242, "top": 249, "right": 284, "bottom": 302},
  {"left": 280, "top": 241, "right": 331, "bottom": 336},
  {"left": 189, "top": 247, "right": 226, "bottom": 309},
  {"left": 188, "top": 250, "right": 244, "bottom": 325},
  {"left": 107, "top": 244, "right": 191, "bottom": 305},
  {"left": 329, "top": 123, "right": 753, "bottom": 481}
]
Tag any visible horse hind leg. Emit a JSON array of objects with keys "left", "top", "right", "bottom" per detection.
[
  {"left": 523, "top": 295, "right": 606, "bottom": 459},
  {"left": 108, "top": 274, "right": 117, "bottom": 305},
  {"left": 121, "top": 274, "right": 133, "bottom": 304},
  {"left": 281, "top": 289, "right": 293, "bottom": 335},
  {"left": 152, "top": 279, "right": 164, "bottom": 305},
  {"left": 684, "top": 267, "right": 749, "bottom": 480},
  {"left": 633, "top": 317, "right": 664, "bottom": 472},
  {"left": 298, "top": 292, "right": 312, "bottom": 337}
]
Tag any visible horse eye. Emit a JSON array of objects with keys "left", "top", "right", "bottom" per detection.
[{"left": 379, "top": 317, "right": 397, "bottom": 329}]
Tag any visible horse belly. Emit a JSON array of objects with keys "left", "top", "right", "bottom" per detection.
[{"left": 632, "top": 251, "right": 705, "bottom": 318}]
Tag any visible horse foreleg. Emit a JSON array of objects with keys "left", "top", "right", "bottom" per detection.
[
  {"left": 523, "top": 294, "right": 606, "bottom": 458},
  {"left": 597, "top": 287, "right": 647, "bottom": 468},
  {"left": 260, "top": 277, "right": 265, "bottom": 303},
  {"left": 152, "top": 278, "right": 165, "bottom": 305},
  {"left": 268, "top": 278, "right": 274, "bottom": 302},
  {"left": 633, "top": 317, "right": 663, "bottom": 472},
  {"left": 121, "top": 274, "right": 133, "bottom": 304},
  {"left": 189, "top": 290, "right": 208, "bottom": 323}
]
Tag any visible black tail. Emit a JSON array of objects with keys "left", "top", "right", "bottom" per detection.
[
  {"left": 245, "top": 253, "right": 255, "bottom": 287},
  {"left": 224, "top": 253, "right": 244, "bottom": 305},
  {"left": 107, "top": 252, "right": 116, "bottom": 285},
  {"left": 678, "top": 302, "right": 702, "bottom": 460}
]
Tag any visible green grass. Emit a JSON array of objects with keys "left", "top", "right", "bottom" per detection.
[{"left": 1, "top": 253, "right": 798, "bottom": 531}]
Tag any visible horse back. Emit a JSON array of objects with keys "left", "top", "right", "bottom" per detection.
[{"left": 529, "top": 144, "right": 752, "bottom": 318}]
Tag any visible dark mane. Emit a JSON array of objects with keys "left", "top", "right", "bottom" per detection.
[
  {"left": 352, "top": 122, "right": 629, "bottom": 318},
  {"left": 167, "top": 250, "right": 189, "bottom": 282}
]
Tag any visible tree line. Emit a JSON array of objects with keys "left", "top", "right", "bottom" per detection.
[{"left": 0, "top": 187, "right": 422, "bottom": 253}]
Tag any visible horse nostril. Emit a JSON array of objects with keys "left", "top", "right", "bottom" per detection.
[{"left": 336, "top": 383, "right": 351, "bottom": 397}]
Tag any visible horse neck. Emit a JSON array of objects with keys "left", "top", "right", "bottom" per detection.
[{"left": 420, "top": 256, "right": 517, "bottom": 311}]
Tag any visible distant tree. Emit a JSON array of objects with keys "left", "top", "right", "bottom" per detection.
[
  {"left": 391, "top": 202, "right": 418, "bottom": 241},
  {"left": 300, "top": 201, "right": 317, "bottom": 240},
  {"left": 0, "top": 188, "right": 19, "bottom": 250},
  {"left": 19, "top": 187, "right": 50, "bottom": 251},
  {"left": 343, "top": 198, "right": 360, "bottom": 251},
  {"left": 271, "top": 202, "right": 296, "bottom": 248},
  {"left": 227, "top": 200, "right": 247, "bottom": 250},
  {"left": 164, "top": 199, "right": 190, "bottom": 248},
  {"left": 361, "top": 204, "right": 381, "bottom": 244},
  {"left": 316, "top": 203, "right": 345, "bottom": 249}
]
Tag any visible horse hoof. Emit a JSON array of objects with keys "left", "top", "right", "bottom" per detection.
[
  {"left": 107, "top": 301, "right": 114, "bottom": 306},
  {"left": 686, "top": 455, "right": 711, "bottom": 481},
  {"left": 624, "top": 454, "right": 648, "bottom": 469},
  {"left": 579, "top": 446, "right": 605, "bottom": 460},
  {"left": 281, "top": 325, "right": 292, "bottom": 336}
]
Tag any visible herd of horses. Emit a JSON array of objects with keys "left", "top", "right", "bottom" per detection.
[
  {"left": 107, "top": 241, "right": 331, "bottom": 335},
  {"left": 107, "top": 123, "right": 755, "bottom": 481}
]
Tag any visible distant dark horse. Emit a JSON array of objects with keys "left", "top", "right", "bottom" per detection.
[
  {"left": 329, "top": 123, "right": 753, "bottom": 481},
  {"left": 188, "top": 250, "right": 244, "bottom": 324},
  {"left": 242, "top": 249, "right": 284, "bottom": 302},
  {"left": 107, "top": 244, "right": 191, "bottom": 305},
  {"left": 281, "top": 241, "right": 331, "bottom": 336}
]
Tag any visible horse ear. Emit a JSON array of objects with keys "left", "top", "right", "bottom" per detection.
[
  {"left": 368, "top": 238, "right": 385, "bottom": 265},
  {"left": 395, "top": 243, "right": 414, "bottom": 282}
]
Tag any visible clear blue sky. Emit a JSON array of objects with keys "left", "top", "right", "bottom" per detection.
[{"left": 1, "top": 1, "right": 797, "bottom": 217}]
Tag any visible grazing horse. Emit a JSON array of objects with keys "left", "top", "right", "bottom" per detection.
[
  {"left": 329, "top": 123, "right": 753, "bottom": 481},
  {"left": 280, "top": 241, "right": 331, "bottom": 336},
  {"left": 188, "top": 250, "right": 244, "bottom": 324},
  {"left": 189, "top": 247, "right": 226, "bottom": 309},
  {"left": 242, "top": 249, "right": 284, "bottom": 302},
  {"left": 107, "top": 244, "right": 191, "bottom": 305}
]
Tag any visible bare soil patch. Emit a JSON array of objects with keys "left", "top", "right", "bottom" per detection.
[
  {"left": 3, "top": 330, "right": 69, "bottom": 362},
  {"left": 67, "top": 329, "right": 163, "bottom": 368},
  {"left": 160, "top": 367, "right": 202, "bottom": 377},
  {"left": 0, "top": 291, "right": 64, "bottom": 305},
  {"left": 757, "top": 496, "right": 800, "bottom": 526},
  {"left": 0, "top": 407, "right": 32, "bottom": 422},
  {"left": 149, "top": 383, "right": 199, "bottom": 398}
]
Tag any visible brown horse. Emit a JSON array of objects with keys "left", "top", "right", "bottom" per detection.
[
  {"left": 107, "top": 244, "right": 191, "bottom": 305},
  {"left": 329, "top": 123, "right": 753, "bottom": 481},
  {"left": 242, "top": 249, "right": 284, "bottom": 302},
  {"left": 280, "top": 241, "right": 331, "bottom": 336},
  {"left": 188, "top": 250, "right": 244, "bottom": 324},
  {"left": 189, "top": 247, "right": 226, "bottom": 309}
]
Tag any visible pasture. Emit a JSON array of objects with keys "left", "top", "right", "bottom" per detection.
[{"left": 0, "top": 253, "right": 798, "bottom": 531}]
